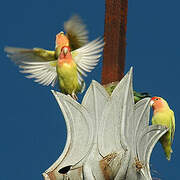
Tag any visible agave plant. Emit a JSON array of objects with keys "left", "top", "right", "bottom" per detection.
[{"left": 43, "top": 68, "right": 168, "bottom": 180}]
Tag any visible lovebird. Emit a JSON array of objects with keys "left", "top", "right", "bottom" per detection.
[
  {"left": 5, "top": 15, "right": 104, "bottom": 99},
  {"left": 150, "top": 96, "right": 175, "bottom": 160},
  {"left": 103, "top": 81, "right": 151, "bottom": 103}
]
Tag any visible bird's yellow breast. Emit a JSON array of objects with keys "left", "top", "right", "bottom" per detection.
[
  {"left": 57, "top": 61, "right": 80, "bottom": 94},
  {"left": 152, "top": 110, "right": 172, "bottom": 127}
]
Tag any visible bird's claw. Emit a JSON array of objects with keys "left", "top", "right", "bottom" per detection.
[{"left": 71, "top": 91, "right": 78, "bottom": 101}]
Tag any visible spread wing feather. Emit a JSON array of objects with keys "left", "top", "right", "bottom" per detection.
[
  {"left": 72, "top": 38, "right": 104, "bottom": 82},
  {"left": 4, "top": 47, "right": 57, "bottom": 87},
  {"left": 20, "top": 61, "right": 57, "bottom": 86},
  {"left": 4, "top": 47, "right": 56, "bottom": 64}
]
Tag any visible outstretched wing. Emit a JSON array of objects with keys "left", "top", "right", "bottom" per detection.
[
  {"left": 19, "top": 61, "right": 57, "bottom": 86},
  {"left": 4, "top": 47, "right": 56, "bottom": 64},
  {"left": 5, "top": 47, "right": 57, "bottom": 86},
  {"left": 64, "top": 15, "right": 88, "bottom": 51},
  {"left": 71, "top": 38, "right": 104, "bottom": 82}
]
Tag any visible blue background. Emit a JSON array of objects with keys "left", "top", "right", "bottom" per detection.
[{"left": 0, "top": 0, "right": 179, "bottom": 179}]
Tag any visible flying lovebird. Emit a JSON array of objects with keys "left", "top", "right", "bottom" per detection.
[
  {"left": 150, "top": 96, "right": 175, "bottom": 160},
  {"left": 4, "top": 15, "right": 104, "bottom": 99},
  {"left": 103, "top": 81, "right": 151, "bottom": 103},
  {"left": 5, "top": 38, "right": 104, "bottom": 99}
]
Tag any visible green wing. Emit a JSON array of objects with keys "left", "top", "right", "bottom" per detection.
[{"left": 4, "top": 47, "right": 56, "bottom": 64}]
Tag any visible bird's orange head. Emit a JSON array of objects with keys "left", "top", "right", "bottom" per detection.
[
  {"left": 56, "top": 31, "right": 69, "bottom": 49},
  {"left": 150, "top": 96, "right": 169, "bottom": 111}
]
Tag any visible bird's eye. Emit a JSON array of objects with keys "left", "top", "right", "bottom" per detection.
[{"left": 155, "top": 98, "right": 159, "bottom": 101}]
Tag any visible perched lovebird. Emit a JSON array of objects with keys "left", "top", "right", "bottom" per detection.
[
  {"left": 150, "top": 97, "right": 175, "bottom": 160},
  {"left": 103, "top": 81, "right": 151, "bottom": 103},
  {"left": 4, "top": 15, "right": 104, "bottom": 99}
]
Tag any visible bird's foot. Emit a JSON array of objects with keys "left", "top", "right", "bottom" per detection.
[{"left": 71, "top": 92, "right": 78, "bottom": 101}]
